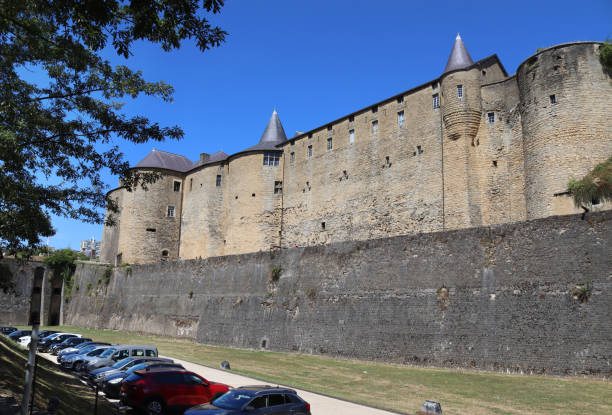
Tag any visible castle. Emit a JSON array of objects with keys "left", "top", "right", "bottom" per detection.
[{"left": 101, "top": 37, "right": 612, "bottom": 265}]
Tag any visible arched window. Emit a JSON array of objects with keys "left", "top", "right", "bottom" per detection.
[{"left": 161, "top": 250, "right": 169, "bottom": 261}]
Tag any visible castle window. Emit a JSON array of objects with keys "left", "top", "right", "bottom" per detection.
[
  {"left": 482, "top": 70, "right": 487, "bottom": 77},
  {"left": 327, "top": 125, "right": 332, "bottom": 131},
  {"left": 308, "top": 133, "right": 312, "bottom": 139},
  {"left": 433, "top": 94, "right": 440, "bottom": 109},
  {"left": 397, "top": 96, "right": 404, "bottom": 104},
  {"left": 290, "top": 152, "right": 295, "bottom": 165},
  {"left": 189, "top": 178, "right": 193, "bottom": 191},
  {"left": 216, "top": 175, "right": 222, "bottom": 187},
  {"left": 492, "top": 160, "right": 498, "bottom": 167},
  {"left": 550, "top": 94, "right": 556, "bottom": 104},
  {"left": 432, "top": 82, "right": 438, "bottom": 90},
  {"left": 274, "top": 181, "right": 283, "bottom": 195},
  {"left": 308, "top": 145, "right": 312, "bottom": 159},
  {"left": 349, "top": 129, "right": 355, "bottom": 144},
  {"left": 417, "top": 145, "right": 423, "bottom": 155},
  {"left": 173, "top": 181, "right": 181, "bottom": 192},
  {"left": 397, "top": 111, "right": 404, "bottom": 128},
  {"left": 167, "top": 206, "right": 175, "bottom": 218},
  {"left": 349, "top": 115, "right": 354, "bottom": 123},
  {"left": 372, "top": 120, "right": 378, "bottom": 135},
  {"left": 161, "top": 250, "right": 169, "bottom": 261},
  {"left": 372, "top": 105, "right": 378, "bottom": 114},
  {"left": 488, "top": 112, "right": 495, "bottom": 123},
  {"left": 252, "top": 193, "right": 256, "bottom": 197},
  {"left": 327, "top": 137, "right": 332, "bottom": 151},
  {"left": 263, "top": 152, "right": 280, "bottom": 166},
  {"left": 146, "top": 228, "right": 156, "bottom": 232},
  {"left": 457, "top": 85, "right": 463, "bottom": 99},
  {"left": 321, "top": 222, "right": 326, "bottom": 230}
]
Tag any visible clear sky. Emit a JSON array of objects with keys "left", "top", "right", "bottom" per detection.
[{"left": 48, "top": 0, "right": 612, "bottom": 250}]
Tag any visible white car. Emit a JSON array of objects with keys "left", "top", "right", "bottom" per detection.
[{"left": 18, "top": 336, "right": 32, "bottom": 347}]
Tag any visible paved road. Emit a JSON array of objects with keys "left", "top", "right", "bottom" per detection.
[{"left": 38, "top": 351, "right": 403, "bottom": 415}]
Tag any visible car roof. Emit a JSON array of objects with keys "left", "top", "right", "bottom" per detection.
[
  {"left": 235, "top": 385, "right": 298, "bottom": 394},
  {"left": 134, "top": 367, "right": 186, "bottom": 375}
]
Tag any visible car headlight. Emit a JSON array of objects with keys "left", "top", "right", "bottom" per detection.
[{"left": 108, "top": 378, "right": 123, "bottom": 384}]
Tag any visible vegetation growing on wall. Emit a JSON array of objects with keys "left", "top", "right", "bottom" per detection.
[
  {"left": 270, "top": 266, "right": 282, "bottom": 282},
  {"left": 570, "top": 283, "right": 592, "bottom": 303},
  {"left": 44, "top": 249, "right": 88, "bottom": 302},
  {"left": 567, "top": 156, "right": 612, "bottom": 208},
  {"left": 600, "top": 39, "right": 612, "bottom": 72}
]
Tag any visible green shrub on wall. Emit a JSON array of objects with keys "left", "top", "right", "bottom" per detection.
[{"left": 600, "top": 39, "right": 612, "bottom": 72}]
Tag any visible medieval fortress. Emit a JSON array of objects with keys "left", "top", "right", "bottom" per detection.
[{"left": 101, "top": 37, "right": 612, "bottom": 265}]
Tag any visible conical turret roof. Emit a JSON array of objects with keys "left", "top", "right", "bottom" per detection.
[
  {"left": 245, "top": 109, "right": 288, "bottom": 151},
  {"left": 443, "top": 34, "right": 474, "bottom": 74}
]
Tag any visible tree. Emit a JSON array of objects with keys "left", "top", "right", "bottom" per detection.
[
  {"left": 0, "top": 1, "right": 227, "bottom": 254},
  {"left": 567, "top": 156, "right": 612, "bottom": 209}
]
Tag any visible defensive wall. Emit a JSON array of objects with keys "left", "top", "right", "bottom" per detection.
[
  {"left": 101, "top": 41, "right": 612, "bottom": 265},
  {"left": 66, "top": 211, "right": 612, "bottom": 376}
]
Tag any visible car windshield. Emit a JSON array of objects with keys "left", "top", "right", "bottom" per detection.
[
  {"left": 100, "top": 348, "right": 117, "bottom": 358},
  {"left": 112, "top": 358, "right": 132, "bottom": 368},
  {"left": 87, "top": 347, "right": 107, "bottom": 356},
  {"left": 126, "top": 363, "right": 149, "bottom": 374},
  {"left": 41, "top": 333, "right": 58, "bottom": 341},
  {"left": 211, "top": 391, "right": 255, "bottom": 410},
  {"left": 77, "top": 346, "right": 96, "bottom": 354}
]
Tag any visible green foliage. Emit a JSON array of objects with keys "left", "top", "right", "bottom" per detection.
[
  {"left": 0, "top": 263, "right": 15, "bottom": 294},
  {"left": 0, "top": 1, "right": 227, "bottom": 252},
  {"left": 44, "top": 248, "right": 88, "bottom": 302},
  {"left": 86, "top": 282, "right": 93, "bottom": 292},
  {"left": 103, "top": 266, "right": 112, "bottom": 285},
  {"left": 600, "top": 39, "right": 612, "bottom": 71},
  {"left": 188, "top": 290, "right": 194, "bottom": 299},
  {"left": 570, "top": 283, "right": 592, "bottom": 303},
  {"left": 270, "top": 266, "right": 282, "bottom": 282},
  {"left": 566, "top": 156, "right": 612, "bottom": 207}
]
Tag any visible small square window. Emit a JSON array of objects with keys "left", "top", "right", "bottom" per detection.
[
  {"left": 492, "top": 160, "right": 498, "bottom": 167},
  {"left": 417, "top": 145, "right": 423, "bottom": 155},
  {"left": 308, "top": 133, "right": 312, "bottom": 139},
  {"left": 397, "top": 111, "right": 404, "bottom": 128},
  {"left": 349, "top": 129, "right": 355, "bottom": 144},
  {"left": 372, "top": 105, "right": 378, "bottom": 114},
  {"left": 321, "top": 222, "right": 326, "bottom": 230},
  {"left": 290, "top": 152, "right": 295, "bottom": 165},
  {"left": 550, "top": 94, "right": 556, "bottom": 104},
  {"left": 397, "top": 96, "right": 404, "bottom": 104},
  {"left": 173, "top": 181, "right": 181, "bottom": 192},
  {"left": 349, "top": 115, "right": 354, "bottom": 122},
  {"left": 216, "top": 175, "right": 221, "bottom": 187},
  {"left": 488, "top": 112, "right": 495, "bottom": 123},
  {"left": 274, "top": 181, "right": 283, "bottom": 195},
  {"left": 457, "top": 85, "right": 463, "bottom": 99},
  {"left": 327, "top": 125, "right": 332, "bottom": 131},
  {"left": 433, "top": 94, "right": 440, "bottom": 109},
  {"left": 432, "top": 82, "right": 438, "bottom": 90},
  {"left": 167, "top": 206, "right": 175, "bottom": 218},
  {"left": 307, "top": 145, "right": 312, "bottom": 158},
  {"left": 327, "top": 137, "right": 332, "bottom": 151},
  {"left": 482, "top": 70, "right": 487, "bottom": 77},
  {"left": 290, "top": 140, "right": 295, "bottom": 146},
  {"left": 372, "top": 120, "right": 378, "bottom": 135}
]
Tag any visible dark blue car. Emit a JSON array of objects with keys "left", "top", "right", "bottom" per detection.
[{"left": 185, "top": 386, "right": 311, "bottom": 415}]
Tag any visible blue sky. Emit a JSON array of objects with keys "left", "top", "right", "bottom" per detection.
[{"left": 48, "top": 0, "right": 611, "bottom": 250}]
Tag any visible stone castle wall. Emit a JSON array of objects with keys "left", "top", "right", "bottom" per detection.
[
  {"left": 66, "top": 211, "right": 612, "bottom": 376},
  {"left": 100, "top": 42, "right": 611, "bottom": 265}
]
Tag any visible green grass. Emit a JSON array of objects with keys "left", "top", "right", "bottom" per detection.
[
  {"left": 0, "top": 335, "right": 114, "bottom": 415},
  {"left": 19, "top": 325, "right": 612, "bottom": 415}
]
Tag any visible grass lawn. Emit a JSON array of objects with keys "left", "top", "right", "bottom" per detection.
[
  {"left": 20, "top": 325, "right": 612, "bottom": 415},
  {"left": 0, "top": 334, "right": 115, "bottom": 415}
]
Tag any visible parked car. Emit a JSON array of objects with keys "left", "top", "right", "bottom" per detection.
[
  {"left": 102, "top": 360, "right": 183, "bottom": 399},
  {"left": 58, "top": 341, "right": 110, "bottom": 362},
  {"left": 184, "top": 386, "right": 311, "bottom": 415},
  {"left": 1, "top": 326, "right": 18, "bottom": 335},
  {"left": 18, "top": 330, "right": 60, "bottom": 347},
  {"left": 62, "top": 345, "right": 113, "bottom": 370},
  {"left": 120, "top": 368, "right": 231, "bottom": 415},
  {"left": 37, "top": 333, "right": 81, "bottom": 352},
  {"left": 88, "top": 357, "right": 172, "bottom": 388},
  {"left": 85, "top": 345, "right": 158, "bottom": 372},
  {"left": 50, "top": 337, "right": 92, "bottom": 354},
  {"left": 7, "top": 330, "right": 31, "bottom": 342}
]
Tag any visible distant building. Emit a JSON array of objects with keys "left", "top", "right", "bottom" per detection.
[{"left": 80, "top": 237, "right": 101, "bottom": 259}]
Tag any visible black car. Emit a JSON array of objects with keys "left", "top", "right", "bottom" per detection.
[
  {"left": 101, "top": 360, "right": 183, "bottom": 399},
  {"left": 7, "top": 330, "right": 31, "bottom": 342},
  {"left": 50, "top": 337, "right": 92, "bottom": 354},
  {"left": 184, "top": 386, "right": 311, "bottom": 415},
  {"left": 0, "top": 326, "right": 17, "bottom": 335},
  {"left": 38, "top": 333, "right": 80, "bottom": 352}
]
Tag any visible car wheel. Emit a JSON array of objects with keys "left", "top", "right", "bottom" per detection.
[{"left": 145, "top": 398, "right": 165, "bottom": 415}]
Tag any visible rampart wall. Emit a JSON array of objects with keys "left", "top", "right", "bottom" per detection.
[{"left": 66, "top": 211, "right": 612, "bottom": 376}]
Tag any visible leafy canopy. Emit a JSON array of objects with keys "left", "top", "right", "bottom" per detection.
[
  {"left": 0, "top": 1, "right": 226, "bottom": 253},
  {"left": 567, "top": 156, "right": 612, "bottom": 208}
]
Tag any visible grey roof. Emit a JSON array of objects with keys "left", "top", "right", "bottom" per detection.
[
  {"left": 443, "top": 34, "right": 474, "bottom": 74},
  {"left": 192, "top": 150, "right": 229, "bottom": 168},
  {"left": 244, "top": 109, "right": 287, "bottom": 152},
  {"left": 134, "top": 150, "right": 194, "bottom": 172}
]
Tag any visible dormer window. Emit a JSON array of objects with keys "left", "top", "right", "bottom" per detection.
[{"left": 173, "top": 181, "right": 181, "bottom": 192}]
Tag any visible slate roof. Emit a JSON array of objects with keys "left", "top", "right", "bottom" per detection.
[
  {"left": 191, "top": 150, "right": 229, "bottom": 168},
  {"left": 443, "top": 34, "right": 474, "bottom": 74},
  {"left": 134, "top": 149, "right": 194, "bottom": 172},
  {"left": 244, "top": 109, "right": 287, "bottom": 152}
]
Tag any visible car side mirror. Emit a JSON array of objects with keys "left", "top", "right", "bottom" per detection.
[{"left": 244, "top": 406, "right": 255, "bottom": 412}]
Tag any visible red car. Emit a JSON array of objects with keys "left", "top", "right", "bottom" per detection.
[{"left": 120, "top": 368, "right": 231, "bottom": 415}]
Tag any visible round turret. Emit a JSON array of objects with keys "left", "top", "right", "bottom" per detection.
[{"left": 440, "top": 34, "right": 482, "bottom": 142}]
